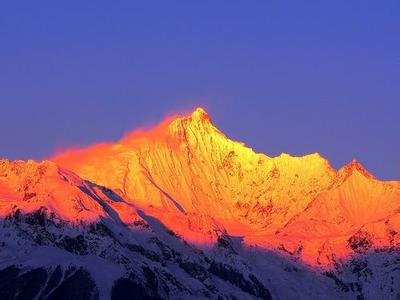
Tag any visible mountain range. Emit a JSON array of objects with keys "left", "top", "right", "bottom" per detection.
[{"left": 0, "top": 108, "right": 399, "bottom": 299}]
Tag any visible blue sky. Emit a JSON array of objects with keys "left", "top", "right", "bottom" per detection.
[{"left": 0, "top": 1, "right": 399, "bottom": 179}]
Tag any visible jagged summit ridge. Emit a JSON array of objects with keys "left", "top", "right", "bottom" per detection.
[
  {"left": 340, "top": 159, "right": 375, "bottom": 179},
  {"left": 52, "top": 108, "right": 336, "bottom": 224}
]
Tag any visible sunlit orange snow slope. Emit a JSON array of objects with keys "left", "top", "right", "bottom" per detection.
[{"left": 48, "top": 108, "right": 400, "bottom": 265}]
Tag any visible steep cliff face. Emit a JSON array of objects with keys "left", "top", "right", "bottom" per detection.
[{"left": 52, "top": 109, "right": 337, "bottom": 236}]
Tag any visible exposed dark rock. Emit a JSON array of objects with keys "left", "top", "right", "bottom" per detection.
[
  {"left": 111, "top": 277, "right": 162, "bottom": 300},
  {"left": 0, "top": 266, "right": 20, "bottom": 289},
  {"left": 40, "top": 266, "right": 63, "bottom": 298},
  {"left": 178, "top": 259, "right": 209, "bottom": 281},
  {"left": 25, "top": 208, "right": 47, "bottom": 227},
  {"left": 209, "top": 262, "right": 272, "bottom": 299},
  {"left": 323, "top": 271, "right": 350, "bottom": 292},
  {"left": 348, "top": 231, "right": 373, "bottom": 254},
  {"left": 57, "top": 234, "right": 88, "bottom": 255},
  {"left": 89, "top": 222, "right": 115, "bottom": 238},
  {"left": 125, "top": 243, "right": 162, "bottom": 263},
  {"left": 0, "top": 267, "right": 47, "bottom": 300},
  {"left": 47, "top": 268, "right": 98, "bottom": 300}
]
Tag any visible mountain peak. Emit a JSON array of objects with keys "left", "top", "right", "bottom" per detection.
[
  {"left": 168, "top": 107, "right": 219, "bottom": 137},
  {"left": 183, "top": 107, "right": 212, "bottom": 124},
  {"left": 191, "top": 107, "right": 211, "bottom": 120},
  {"left": 338, "top": 159, "right": 374, "bottom": 180}
]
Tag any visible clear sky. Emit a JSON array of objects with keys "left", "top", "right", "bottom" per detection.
[{"left": 1, "top": 1, "right": 399, "bottom": 179}]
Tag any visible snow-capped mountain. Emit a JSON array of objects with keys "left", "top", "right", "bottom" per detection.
[{"left": 0, "top": 108, "right": 399, "bottom": 299}]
